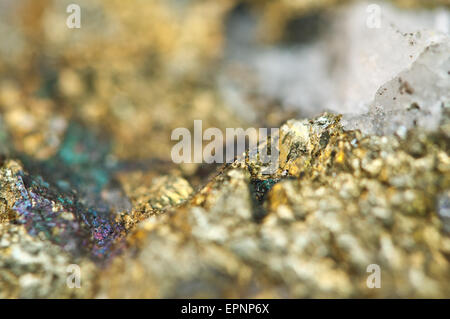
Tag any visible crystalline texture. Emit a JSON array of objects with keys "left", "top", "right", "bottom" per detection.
[
  {"left": 221, "top": 1, "right": 450, "bottom": 134},
  {"left": 342, "top": 39, "right": 450, "bottom": 135}
]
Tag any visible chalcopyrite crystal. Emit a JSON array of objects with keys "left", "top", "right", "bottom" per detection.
[
  {"left": 0, "top": 0, "right": 449, "bottom": 299},
  {"left": 98, "top": 112, "right": 450, "bottom": 298}
]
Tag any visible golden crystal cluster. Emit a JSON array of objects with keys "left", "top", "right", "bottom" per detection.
[{"left": 0, "top": 0, "right": 449, "bottom": 298}]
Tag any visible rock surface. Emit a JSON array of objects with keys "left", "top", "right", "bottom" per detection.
[
  {"left": 97, "top": 112, "right": 450, "bottom": 298},
  {"left": 0, "top": 0, "right": 449, "bottom": 298}
]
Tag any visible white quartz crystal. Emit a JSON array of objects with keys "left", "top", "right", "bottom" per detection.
[{"left": 221, "top": 1, "right": 450, "bottom": 135}]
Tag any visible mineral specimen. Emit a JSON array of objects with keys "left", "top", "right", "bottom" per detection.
[
  {"left": 222, "top": 1, "right": 450, "bottom": 134},
  {"left": 96, "top": 112, "right": 450, "bottom": 298},
  {"left": 0, "top": 0, "right": 449, "bottom": 299}
]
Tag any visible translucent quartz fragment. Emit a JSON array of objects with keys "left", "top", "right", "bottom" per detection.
[{"left": 222, "top": 1, "right": 450, "bottom": 134}]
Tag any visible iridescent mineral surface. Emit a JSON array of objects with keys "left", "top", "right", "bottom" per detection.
[{"left": 0, "top": 0, "right": 449, "bottom": 298}]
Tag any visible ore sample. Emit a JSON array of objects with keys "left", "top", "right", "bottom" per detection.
[
  {"left": 0, "top": 0, "right": 449, "bottom": 299},
  {"left": 97, "top": 113, "right": 450, "bottom": 298}
]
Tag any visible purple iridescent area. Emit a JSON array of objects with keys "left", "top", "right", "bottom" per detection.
[{"left": 12, "top": 172, "right": 126, "bottom": 262}]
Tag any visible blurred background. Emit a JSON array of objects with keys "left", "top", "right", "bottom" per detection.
[{"left": 0, "top": 0, "right": 448, "bottom": 169}]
